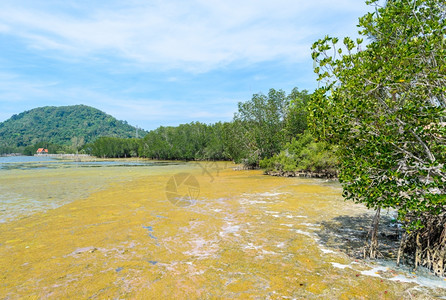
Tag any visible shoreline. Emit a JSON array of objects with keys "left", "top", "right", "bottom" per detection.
[
  {"left": 264, "top": 169, "right": 338, "bottom": 179},
  {"left": 0, "top": 153, "right": 22, "bottom": 157}
]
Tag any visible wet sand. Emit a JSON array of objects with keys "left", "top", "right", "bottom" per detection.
[{"left": 0, "top": 162, "right": 445, "bottom": 298}]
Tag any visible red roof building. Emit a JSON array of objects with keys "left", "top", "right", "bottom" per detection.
[{"left": 36, "top": 148, "right": 48, "bottom": 154}]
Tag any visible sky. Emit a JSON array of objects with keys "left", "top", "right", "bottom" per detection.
[{"left": 0, "top": 0, "right": 372, "bottom": 131}]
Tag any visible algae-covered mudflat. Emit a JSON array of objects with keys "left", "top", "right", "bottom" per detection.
[{"left": 0, "top": 158, "right": 445, "bottom": 298}]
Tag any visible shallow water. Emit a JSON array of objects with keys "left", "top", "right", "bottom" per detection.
[
  {"left": 0, "top": 157, "right": 182, "bottom": 223},
  {"left": 0, "top": 155, "right": 56, "bottom": 164},
  {"left": 0, "top": 155, "right": 181, "bottom": 170},
  {"left": 0, "top": 161, "right": 445, "bottom": 298}
]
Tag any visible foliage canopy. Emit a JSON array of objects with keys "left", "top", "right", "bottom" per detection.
[
  {"left": 310, "top": 0, "right": 446, "bottom": 274},
  {"left": 0, "top": 105, "right": 141, "bottom": 150},
  {"left": 226, "top": 88, "right": 310, "bottom": 167}
]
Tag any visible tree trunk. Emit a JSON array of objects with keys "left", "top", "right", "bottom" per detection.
[{"left": 365, "top": 207, "right": 381, "bottom": 259}]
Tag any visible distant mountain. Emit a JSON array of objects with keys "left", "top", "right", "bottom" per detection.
[{"left": 0, "top": 105, "right": 143, "bottom": 147}]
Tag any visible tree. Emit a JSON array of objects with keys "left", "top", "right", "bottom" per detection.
[
  {"left": 139, "top": 122, "right": 230, "bottom": 161},
  {"left": 284, "top": 88, "right": 311, "bottom": 140},
  {"left": 230, "top": 89, "right": 289, "bottom": 167},
  {"left": 259, "top": 132, "right": 339, "bottom": 176},
  {"left": 202, "top": 122, "right": 229, "bottom": 160},
  {"left": 87, "top": 137, "right": 141, "bottom": 158},
  {"left": 71, "top": 136, "right": 85, "bottom": 155},
  {"left": 310, "top": 0, "right": 446, "bottom": 275}
]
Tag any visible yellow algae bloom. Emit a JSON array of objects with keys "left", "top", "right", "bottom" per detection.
[{"left": 0, "top": 161, "right": 442, "bottom": 298}]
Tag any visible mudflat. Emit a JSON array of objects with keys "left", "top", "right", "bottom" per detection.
[{"left": 0, "top": 161, "right": 444, "bottom": 298}]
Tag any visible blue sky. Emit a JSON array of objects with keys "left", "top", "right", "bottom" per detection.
[{"left": 0, "top": 0, "right": 372, "bottom": 130}]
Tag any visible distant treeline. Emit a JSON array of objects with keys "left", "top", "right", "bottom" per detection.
[
  {"left": 139, "top": 122, "right": 228, "bottom": 160},
  {"left": 2, "top": 88, "right": 338, "bottom": 173},
  {"left": 0, "top": 141, "right": 78, "bottom": 156},
  {"left": 82, "top": 88, "right": 338, "bottom": 173},
  {"left": 85, "top": 137, "right": 140, "bottom": 158},
  {"left": 86, "top": 88, "right": 309, "bottom": 162}
]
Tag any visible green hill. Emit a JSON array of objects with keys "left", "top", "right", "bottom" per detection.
[{"left": 0, "top": 105, "right": 143, "bottom": 150}]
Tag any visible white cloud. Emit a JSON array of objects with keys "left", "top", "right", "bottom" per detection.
[
  {"left": 0, "top": 24, "right": 9, "bottom": 32},
  {"left": 0, "top": 72, "right": 59, "bottom": 102},
  {"left": 0, "top": 68, "right": 237, "bottom": 128},
  {"left": 98, "top": 96, "right": 234, "bottom": 124},
  {"left": 0, "top": 0, "right": 370, "bottom": 73},
  {"left": 0, "top": 1, "right": 373, "bottom": 128}
]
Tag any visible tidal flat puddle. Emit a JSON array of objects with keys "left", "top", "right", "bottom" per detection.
[{"left": 0, "top": 161, "right": 445, "bottom": 299}]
